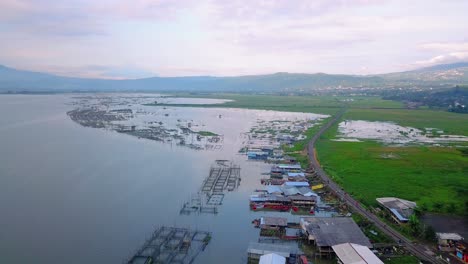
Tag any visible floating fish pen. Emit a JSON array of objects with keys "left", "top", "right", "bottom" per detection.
[
  {"left": 201, "top": 160, "right": 241, "bottom": 194},
  {"left": 180, "top": 160, "right": 240, "bottom": 215},
  {"left": 179, "top": 192, "right": 221, "bottom": 215},
  {"left": 127, "top": 226, "right": 211, "bottom": 264},
  {"left": 207, "top": 193, "right": 224, "bottom": 205}
]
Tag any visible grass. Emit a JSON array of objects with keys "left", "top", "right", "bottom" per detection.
[
  {"left": 148, "top": 93, "right": 405, "bottom": 115},
  {"left": 383, "top": 256, "right": 420, "bottom": 264},
  {"left": 281, "top": 116, "right": 334, "bottom": 169},
  {"left": 196, "top": 131, "right": 218, "bottom": 136},
  {"left": 345, "top": 108, "right": 468, "bottom": 136},
  {"left": 352, "top": 213, "right": 393, "bottom": 243},
  {"left": 316, "top": 133, "right": 468, "bottom": 215}
]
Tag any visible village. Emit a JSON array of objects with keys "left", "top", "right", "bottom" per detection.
[
  {"left": 123, "top": 110, "right": 468, "bottom": 264},
  {"left": 66, "top": 96, "right": 467, "bottom": 264},
  {"left": 239, "top": 119, "right": 467, "bottom": 264}
]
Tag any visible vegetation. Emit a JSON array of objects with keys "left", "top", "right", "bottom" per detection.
[
  {"left": 345, "top": 108, "right": 468, "bottom": 136},
  {"left": 316, "top": 137, "right": 468, "bottom": 215},
  {"left": 196, "top": 131, "right": 218, "bottom": 136},
  {"left": 352, "top": 213, "right": 393, "bottom": 243},
  {"left": 148, "top": 93, "right": 404, "bottom": 115},
  {"left": 383, "top": 85, "right": 468, "bottom": 113},
  {"left": 383, "top": 256, "right": 420, "bottom": 264}
]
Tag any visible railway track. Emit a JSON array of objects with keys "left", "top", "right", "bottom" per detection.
[{"left": 307, "top": 108, "right": 445, "bottom": 264}]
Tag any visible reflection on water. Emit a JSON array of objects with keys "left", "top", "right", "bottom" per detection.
[{"left": 0, "top": 94, "right": 323, "bottom": 264}]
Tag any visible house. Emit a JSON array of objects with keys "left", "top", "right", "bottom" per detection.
[
  {"left": 283, "top": 156, "right": 297, "bottom": 164},
  {"left": 276, "top": 164, "right": 302, "bottom": 173},
  {"left": 287, "top": 172, "right": 306, "bottom": 181},
  {"left": 259, "top": 253, "right": 286, "bottom": 264},
  {"left": 260, "top": 217, "right": 288, "bottom": 230},
  {"left": 436, "top": 233, "right": 463, "bottom": 251},
  {"left": 247, "top": 151, "right": 270, "bottom": 160},
  {"left": 300, "top": 217, "right": 372, "bottom": 257},
  {"left": 247, "top": 242, "right": 303, "bottom": 262},
  {"left": 284, "top": 181, "right": 309, "bottom": 187},
  {"left": 289, "top": 195, "right": 317, "bottom": 207},
  {"left": 376, "top": 197, "right": 417, "bottom": 224},
  {"left": 332, "top": 243, "right": 383, "bottom": 264}
]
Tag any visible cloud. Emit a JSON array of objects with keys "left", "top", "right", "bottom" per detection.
[
  {"left": 416, "top": 52, "right": 468, "bottom": 65},
  {"left": 415, "top": 42, "right": 468, "bottom": 66},
  {"left": 0, "top": 0, "right": 107, "bottom": 36},
  {"left": 97, "top": 0, "right": 196, "bottom": 21},
  {"left": 419, "top": 42, "right": 468, "bottom": 52},
  {"left": 27, "top": 64, "right": 156, "bottom": 79},
  {"left": 1, "top": 0, "right": 468, "bottom": 76}
]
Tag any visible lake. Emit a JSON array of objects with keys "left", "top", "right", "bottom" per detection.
[{"left": 0, "top": 94, "right": 326, "bottom": 264}]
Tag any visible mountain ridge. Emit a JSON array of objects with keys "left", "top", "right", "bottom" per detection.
[{"left": 1, "top": 62, "right": 467, "bottom": 94}]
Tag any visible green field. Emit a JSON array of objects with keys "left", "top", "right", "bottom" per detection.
[
  {"left": 345, "top": 108, "right": 468, "bottom": 135},
  {"left": 316, "top": 105, "right": 468, "bottom": 215},
  {"left": 196, "top": 131, "right": 218, "bottom": 136},
  {"left": 150, "top": 93, "right": 404, "bottom": 115},
  {"left": 383, "top": 256, "right": 420, "bottom": 264},
  {"left": 316, "top": 125, "right": 468, "bottom": 215}
]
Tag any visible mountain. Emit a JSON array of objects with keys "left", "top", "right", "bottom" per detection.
[
  {"left": 0, "top": 65, "right": 385, "bottom": 93},
  {"left": 1, "top": 62, "right": 467, "bottom": 94},
  {"left": 380, "top": 62, "right": 468, "bottom": 83},
  {"left": 416, "top": 62, "right": 468, "bottom": 72}
]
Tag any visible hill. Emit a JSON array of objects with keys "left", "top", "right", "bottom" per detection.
[
  {"left": 381, "top": 62, "right": 468, "bottom": 83},
  {"left": 1, "top": 62, "right": 467, "bottom": 94}
]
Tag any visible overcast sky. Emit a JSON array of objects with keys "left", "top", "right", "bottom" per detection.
[{"left": 1, "top": 0, "right": 467, "bottom": 78}]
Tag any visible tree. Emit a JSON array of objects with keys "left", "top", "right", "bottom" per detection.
[
  {"left": 446, "top": 203, "right": 457, "bottom": 213},
  {"left": 419, "top": 203, "right": 428, "bottom": 212},
  {"left": 414, "top": 206, "right": 424, "bottom": 217},
  {"left": 433, "top": 202, "right": 444, "bottom": 212},
  {"left": 409, "top": 214, "right": 422, "bottom": 237},
  {"left": 424, "top": 225, "right": 437, "bottom": 242}
]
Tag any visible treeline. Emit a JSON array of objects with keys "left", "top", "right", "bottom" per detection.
[{"left": 383, "top": 85, "right": 468, "bottom": 113}]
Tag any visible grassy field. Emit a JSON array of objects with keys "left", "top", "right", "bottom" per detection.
[
  {"left": 316, "top": 129, "right": 468, "bottom": 215},
  {"left": 151, "top": 93, "right": 404, "bottom": 115},
  {"left": 383, "top": 256, "right": 420, "bottom": 264},
  {"left": 345, "top": 108, "right": 468, "bottom": 136}
]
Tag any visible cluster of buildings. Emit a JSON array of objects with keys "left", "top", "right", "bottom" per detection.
[
  {"left": 247, "top": 152, "right": 384, "bottom": 263},
  {"left": 243, "top": 119, "right": 316, "bottom": 162},
  {"left": 250, "top": 164, "right": 322, "bottom": 214},
  {"left": 436, "top": 233, "right": 467, "bottom": 263},
  {"left": 248, "top": 216, "right": 384, "bottom": 264},
  {"left": 376, "top": 197, "right": 467, "bottom": 263}
]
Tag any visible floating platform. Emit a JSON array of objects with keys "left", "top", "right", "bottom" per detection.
[
  {"left": 180, "top": 160, "right": 240, "bottom": 215},
  {"left": 201, "top": 160, "right": 241, "bottom": 194},
  {"left": 127, "top": 226, "right": 211, "bottom": 264}
]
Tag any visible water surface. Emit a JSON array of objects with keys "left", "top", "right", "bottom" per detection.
[{"left": 0, "top": 94, "right": 323, "bottom": 263}]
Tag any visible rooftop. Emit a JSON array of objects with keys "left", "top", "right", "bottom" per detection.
[
  {"left": 277, "top": 164, "right": 302, "bottom": 169},
  {"left": 261, "top": 217, "right": 288, "bottom": 227},
  {"left": 301, "top": 217, "right": 372, "bottom": 248},
  {"left": 332, "top": 243, "right": 383, "bottom": 264},
  {"left": 247, "top": 242, "right": 303, "bottom": 258},
  {"left": 284, "top": 182, "right": 309, "bottom": 187},
  {"left": 259, "top": 253, "right": 286, "bottom": 264},
  {"left": 376, "top": 197, "right": 417, "bottom": 222},
  {"left": 436, "top": 233, "right": 464, "bottom": 241},
  {"left": 287, "top": 172, "right": 305, "bottom": 177}
]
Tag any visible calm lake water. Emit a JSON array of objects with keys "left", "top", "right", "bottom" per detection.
[{"left": 0, "top": 94, "right": 325, "bottom": 264}]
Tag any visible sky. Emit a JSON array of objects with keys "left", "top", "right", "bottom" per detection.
[{"left": 1, "top": 0, "right": 468, "bottom": 79}]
